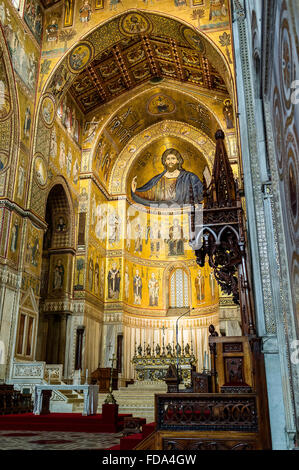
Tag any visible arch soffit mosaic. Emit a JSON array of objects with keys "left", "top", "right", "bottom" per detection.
[
  {"left": 31, "top": 11, "right": 234, "bottom": 217},
  {"left": 87, "top": 82, "right": 224, "bottom": 167},
  {"left": 37, "top": 10, "right": 234, "bottom": 122}
]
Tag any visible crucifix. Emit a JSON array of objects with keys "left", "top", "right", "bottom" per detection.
[
  {"left": 106, "top": 342, "right": 112, "bottom": 367},
  {"left": 104, "top": 353, "right": 117, "bottom": 404},
  {"left": 161, "top": 324, "right": 166, "bottom": 355}
]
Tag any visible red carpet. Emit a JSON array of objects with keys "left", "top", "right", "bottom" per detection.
[
  {"left": 107, "top": 422, "right": 156, "bottom": 450},
  {"left": 0, "top": 413, "right": 133, "bottom": 433}
]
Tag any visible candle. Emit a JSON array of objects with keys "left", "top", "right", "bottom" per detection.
[{"left": 204, "top": 351, "right": 207, "bottom": 370}]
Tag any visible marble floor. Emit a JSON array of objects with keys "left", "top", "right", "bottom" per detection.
[{"left": 0, "top": 430, "right": 122, "bottom": 450}]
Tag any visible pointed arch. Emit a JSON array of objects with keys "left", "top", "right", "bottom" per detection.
[{"left": 0, "top": 23, "right": 20, "bottom": 200}]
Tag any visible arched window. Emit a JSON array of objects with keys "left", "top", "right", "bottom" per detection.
[{"left": 169, "top": 268, "right": 189, "bottom": 308}]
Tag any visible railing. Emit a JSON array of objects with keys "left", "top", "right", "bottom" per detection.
[
  {"left": 0, "top": 385, "right": 33, "bottom": 414},
  {"left": 156, "top": 393, "right": 258, "bottom": 432}
]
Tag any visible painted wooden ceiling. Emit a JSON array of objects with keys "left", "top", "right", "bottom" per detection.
[
  {"left": 41, "top": 0, "right": 60, "bottom": 8},
  {"left": 69, "top": 33, "right": 229, "bottom": 114}
]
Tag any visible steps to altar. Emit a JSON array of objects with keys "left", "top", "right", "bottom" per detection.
[{"left": 74, "top": 381, "right": 167, "bottom": 423}]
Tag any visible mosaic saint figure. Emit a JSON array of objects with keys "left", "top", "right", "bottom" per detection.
[
  {"left": 126, "top": 216, "right": 131, "bottom": 251},
  {"left": 223, "top": 99, "right": 234, "bottom": 129},
  {"left": 195, "top": 270, "right": 205, "bottom": 302},
  {"left": 59, "top": 140, "right": 66, "bottom": 169},
  {"left": 174, "top": 0, "right": 187, "bottom": 7},
  {"left": 165, "top": 219, "right": 185, "bottom": 256},
  {"left": 79, "top": 0, "right": 92, "bottom": 22},
  {"left": 23, "top": 107, "right": 31, "bottom": 138},
  {"left": 146, "top": 222, "right": 161, "bottom": 258},
  {"left": 131, "top": 148, "right": 203, "bottom": 206},
  {"left": 17, "top": 163, "right": 25, "bottom": 199},
  {"left": 88, "top": 258, "right": 93, "bottom": 291},
  {"left": 73, "top": 159, "right": 79, "bottom": 184},
  {"left": 79, "top": 188, "right": 88, "bottom": 212},
  {"left": 10, "top": 221, "right": 19, "bottom": 253},
  {"left": 209, "top": 271, "right": 217, "bottom": 300},
  {"left": 134, "top": 221, "right": 143, "bottom": 253},
  {"left": 124, "top": 266, "right": 130, "bottom": 300},
  {"left": 31, "top": 238, "right": 40, "bottom": 266},
  {"left": 108, "top": 262, "right": 120, "bottom": 299},
  {"left": 209, "top": 0, "right": 227, "bottom": 20},
  {"left": 53, "top": 259, "right": 64, "bottom": 289},
  {"left": 108, "top": 211, "right": 120, "bottom": 245},
  {"left": 94, "top": 259, "right": 99, "bottom": 295},
  {"left": 46, "top": 16, "right": 59, "bottom": 42},
  {"left": 56, "top": 216, "right": 66, "bottom": 232},
  {"left": 50, "top": 127, "right": 57, "bottom": 159},
  {"left": 100, "top": 265, "right": 105, "bottom": 298},
  {"left": 109, "top": 0, "right": 120, "bottom": 11},
  {"left": 133, "top": 269, "right": 142, "bottom": 305},
  {"left": 66, "top": 149, "right": 72, "bottom": 177},
  {"left": 148, "top": 273, "right": 159, "bottom": 306}
]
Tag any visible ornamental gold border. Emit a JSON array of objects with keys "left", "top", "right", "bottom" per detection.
[
  {"left": 68, "top": 41, "right": 95, "bottom": 74},
  {"left": 40, "top": 93, "right": 56, "bottom": 129}
]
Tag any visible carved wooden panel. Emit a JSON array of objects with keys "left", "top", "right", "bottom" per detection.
[
  {"left": 162, "top": 437, "right": 257, "bottom": 450},
  {"left": 223, "top": 342, "right": 243, "bottom": 353}
]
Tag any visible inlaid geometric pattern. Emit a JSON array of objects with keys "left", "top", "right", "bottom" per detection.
[
  {"left": 70, "top": 34, "right": 229, "bottom": 113},
  {"left": 0, "top": 430, "right": 122, "bottom": 450}
]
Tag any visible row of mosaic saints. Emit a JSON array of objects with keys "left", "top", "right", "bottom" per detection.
[
  {"left": 71, "top": 147, "right": 216, "bottom": 305},
  {"left": 73, "top": 259, "right": 216, "bottom": 305}
]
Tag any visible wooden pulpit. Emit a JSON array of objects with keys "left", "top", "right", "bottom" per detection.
[{"left": 90, "top": 367, "right": 118, "bottom": 392}]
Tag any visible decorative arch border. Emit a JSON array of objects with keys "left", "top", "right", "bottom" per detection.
[
  {"left": 88, "top": 81, "right": 225, "bottom": 176},
  {"left": 30, "top": 10, "right": 235, "bottom": 216},
  {"left": 39, "top": 9, "right": 233, "bottom": 106},
  {"left": 108, "top": 120, "right": 216, "bottom": 196},
  {"left": 0, "top": 24, "right": 20, "bottom": 201}
]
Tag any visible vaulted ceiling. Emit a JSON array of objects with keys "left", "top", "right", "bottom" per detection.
[{"left": 69, "top": 33, "right": 229, "bottom": 114}]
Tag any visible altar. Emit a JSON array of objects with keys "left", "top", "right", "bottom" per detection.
[
  {"left": 34, "top": 385, "right": 99, "bottom": 416},
  {"left": 132, "top": 342, "right": 196, "bottom": 385}
]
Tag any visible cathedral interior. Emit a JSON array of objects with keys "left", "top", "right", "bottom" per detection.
[{"left": 0, "top": 0, "right": 298, "bottom": 452}]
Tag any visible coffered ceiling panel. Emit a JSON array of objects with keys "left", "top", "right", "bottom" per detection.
[{"left": 69, "top": 34, "right": 229, "bottom": 114}]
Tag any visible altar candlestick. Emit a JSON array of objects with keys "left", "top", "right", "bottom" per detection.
[{"left": 85, "top": 369, "right": 88, "bottom": 384}]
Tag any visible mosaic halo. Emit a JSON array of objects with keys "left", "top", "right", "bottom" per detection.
[
  {"left": 68, "top": 41, "right": 94, "bottom": 73},
  {"left": 41, "top": 94, "right": 55, "bottom": 128},
  {"left": 34, "top": 154, "right": 48, "bottom": 188},
  {"left": 119, "top": 12, "right": 152, "bottom": 36}
]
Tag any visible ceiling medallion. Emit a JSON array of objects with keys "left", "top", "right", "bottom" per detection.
[
  {"left": 147, "top": 93, "right": 176, "bottom": 116},
  {"left": 68, "top": 41, "right": 94, "bottom": 73},
  {"left": 41, "top": 94, "right": 56, "bottom": 128},
  {"left": 119, "top": 12, "right": 152, "bottom": 37}
]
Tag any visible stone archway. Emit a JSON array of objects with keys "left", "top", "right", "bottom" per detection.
[
  {"left": 30, "top": 10, "right": 234, "bottom": 218},
  {"left": 36, "top": 181, "right": 75, "bottom": 372}
]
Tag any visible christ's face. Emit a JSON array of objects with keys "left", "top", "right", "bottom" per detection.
[{"left": 164, "top": 154, "right": 179, "bottom": 172}]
